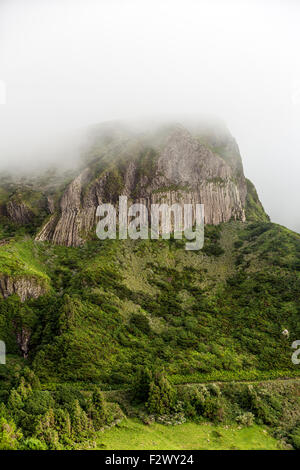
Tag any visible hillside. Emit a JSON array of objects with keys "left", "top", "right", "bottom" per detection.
[{"left": 0, "top": 122, "right": 299, "bottom": 449}]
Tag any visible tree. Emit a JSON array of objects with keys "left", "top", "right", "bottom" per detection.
[
  {"left": 54, "top": 408, "right": 71, "bottom": 438},
  {"left": 0, "top": 417, "right": 22, "bottom": 450},
  {"left": 133, "top": 366, "right": 152, "bottom": 403},
  {"left": 35, "top": 408, "right": 60, "bottom": 449},
  {"left": 71, "top": 400, "right": 89, "bottom": 438},
  {"left": 146, "top": 372, "right": 176, "bottom": 415},
  {"left": 22, "top": 367, "right": 41, "bottom": 390},
  {"left": 90, "top": 389, "right": 108, "bottom": 429},
  {"left": 7, "top": 389, "right": 23, "bottom": 412}
]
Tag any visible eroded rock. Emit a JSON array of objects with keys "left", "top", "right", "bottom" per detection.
[
  {"left": 34, "top": 125, "right": 254, "bottom": 247},
  {"left": 0, "top": 275, "right": 47, "bottom": 302}
]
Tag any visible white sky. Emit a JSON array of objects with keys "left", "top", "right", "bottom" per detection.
[{"left": 0, "top": 0, "right": 299, "bottom": 232}]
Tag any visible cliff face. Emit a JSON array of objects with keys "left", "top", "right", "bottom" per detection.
[
  {"left": 0, "top": 122, "right": 267, "bottom": 248},
  {"left": 35, "top": 124, "right": 252, "bottom": 247},
  {"left": 0, "top": 275, "right": 47, "bottom": 302},
  {"left": 6, "top": 200, "right": 34, "bottom": 224}
]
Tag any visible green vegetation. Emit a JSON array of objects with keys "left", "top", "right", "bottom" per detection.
[
  {"left": 2, "top": 361, "right": 300, "bottom": 449},
  {"left": 0, "top": 367, "right": 123, "bottom": 449},
  {"left": 0, "top": 221, "right": 299, "bottom": 385},
  {"left": 1, "top": 124, "right": 299, "bottom": 449},
  {"left": 0, "top": 239, "right": 49, "bottom": 282},
  {"left": 132, "top": 147, "right": 159, "bottom": 197},
  {"left": 0, "top": 206, "right": 300, "bottom": 448},
  {"left": 96, "top": 419, "right": 280, "bottom": 450},
  {"left": 245, "top": 178, "right": 270, "bottom": 222}
]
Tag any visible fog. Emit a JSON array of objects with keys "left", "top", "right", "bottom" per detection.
[{"left": 0, "top": 0, "right": 299, "bottom": 232}]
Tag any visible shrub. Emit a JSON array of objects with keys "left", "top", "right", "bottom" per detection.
[
  {"left": 20, "top": 437, "right": 47, "bottom": 450},
  {"left": 0, "top": 417, "right": 22, "bottom": 450},
  {"left": 290, "top": 426, "right": 300, "bottom": 450},
  {"left": 236, "top": 412, "right": 255, "bottom": 427}
]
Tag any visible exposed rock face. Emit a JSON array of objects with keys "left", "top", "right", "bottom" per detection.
[
  {"left": 34, "top": 124, "right": 254, "bottom": 247},
  {"left": 0, "top": 275, "right": 46, "bottom": 302},
  {"left": 15, "top": 325, "right": 31, "bottom": 358},
  {"left": 6, "top": 200, "right": 34, "bottom": 224},
  {"left": 36, "top": 168, "right": 92, "bottom": 246},
  {"left": 140, "top": 127, "right": 246, "bottom": 225},
  {"left": 47, "top": 196, "right": 55, "bottom": 214}
]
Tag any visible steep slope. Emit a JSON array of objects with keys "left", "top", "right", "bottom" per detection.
[
  {"left": 0, "top": 122, "right": 299, "bottom": 451},
  {"left": 0, "top": 240, "right": 50, "bottom": 300},
  {"left": 34, "top": 123, "right": 257, "bottom": 247},
  {"left": 0, "top": 122, "right": 268, "bottom": 249},
  {"left": 0, "top": 220, "right": 299, "bottom": 383},
  {"left": 1, "top": 121, "right": 298, "bottom": 383}
]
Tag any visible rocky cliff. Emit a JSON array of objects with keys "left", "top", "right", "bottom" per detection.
[
  {"left": 35, "top": 123, "right": 260, "bottom": 247},
  {"left": 6, "top": 200, "right": 34, "bottom": 225},
  {"left": 0, "top": 121, "right": 267, "bottom": 248},
  {"left": 0, "top": 275, "right": 47, "bottom": 302}
]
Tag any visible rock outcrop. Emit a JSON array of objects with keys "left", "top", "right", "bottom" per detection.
[
  {"left": 6, "top": 200, "right": 34, "bottom": 224},
  {"left": 0, "top": 275, "right": 47, "bottom": 302},
  {"left": 35, "top": 124, "right": 249, "bottom": 246},
  {"left": 15, "top": 325, "right": 31, "bottom": 358}
]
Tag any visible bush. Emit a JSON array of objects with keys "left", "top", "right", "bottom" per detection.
[
  {"left": 290, "top": 426, "right": 300, "bottom": 450},
  {"left": 201, "top": 396, "right": 224, "bottom": 422},
  {"left": 236, "top": 412, "right": 255, "bottom": 427},
  {"left": 20, "top": 437, "right": 47, "bottom": 450},
  {"left": 0, "top": 417, "right": 22, "bottom": 450}
]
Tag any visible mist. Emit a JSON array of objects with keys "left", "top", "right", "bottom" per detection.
[{"left": 0, "top": 0, "right": 299, "bottom": 232}]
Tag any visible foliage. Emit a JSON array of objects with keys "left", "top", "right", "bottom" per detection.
[
  {"left": 1, "top": 221, "right": 300, "bottom": 387},
  {"left": 290, "top": 426, "right": 300, "bottom": 450},
  {"left": 1, "top": 215, "right": 300, "bottom": 448},
  {"left": 146, "top": 372, "right": 177, "bottom": 415},
  {"left": 0, "top": 368, "right": 119, "bottom": 449},
  {"left": 0, "top": 417, "right": 22, "bottom": 450}
]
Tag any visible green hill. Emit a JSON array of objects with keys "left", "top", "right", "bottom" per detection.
[
  {"left": 0, "top": 220, "right": 299, "bottom": 385},
  {"left": 0, "top": 122, "right": 299, "bottom": 450}
]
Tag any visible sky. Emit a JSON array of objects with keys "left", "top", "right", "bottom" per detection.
[{"left": 0, "top": 0, "right": 299, "bottom": 232}]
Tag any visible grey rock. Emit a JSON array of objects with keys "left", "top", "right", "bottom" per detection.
[
  {"left": 0, "top": 275, "right": 46, "bottom": 302},
  {"left": 35, "top": 124, "right": 251, "bottom": 247}
]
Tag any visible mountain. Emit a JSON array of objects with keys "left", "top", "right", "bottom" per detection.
[
  {"left": 0, "top": 121, "right": 300, "bottom": 449},
  {"left": 34, "top": 122, "right": 263, "bottom": 247},
  {"left": 0, "top": 121, "right": 270, "bottom": 303},
  {"left": 0, "top": 121, "right": 267, "bottom": 248}
]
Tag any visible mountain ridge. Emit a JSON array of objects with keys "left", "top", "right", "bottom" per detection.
[{"left": 30, "top": 122, "right": 265, "bottom": 246}]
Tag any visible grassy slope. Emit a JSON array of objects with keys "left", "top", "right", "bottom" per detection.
[
  {"left": 0, "top": 239, "right": 50, "bottom": 285},
  {"left": 1, "top": 130, "right": 299, "bottom": 449},
  {"left": 96, "top": 418, "right": 280, "bottom": 450},
  {"left": 1, "top": 219, "right": 299, "bottom": 386}
]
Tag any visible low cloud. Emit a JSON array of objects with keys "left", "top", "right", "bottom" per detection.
[{"left": 0, "top": 0, "right": 299, "bottom": 232}]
